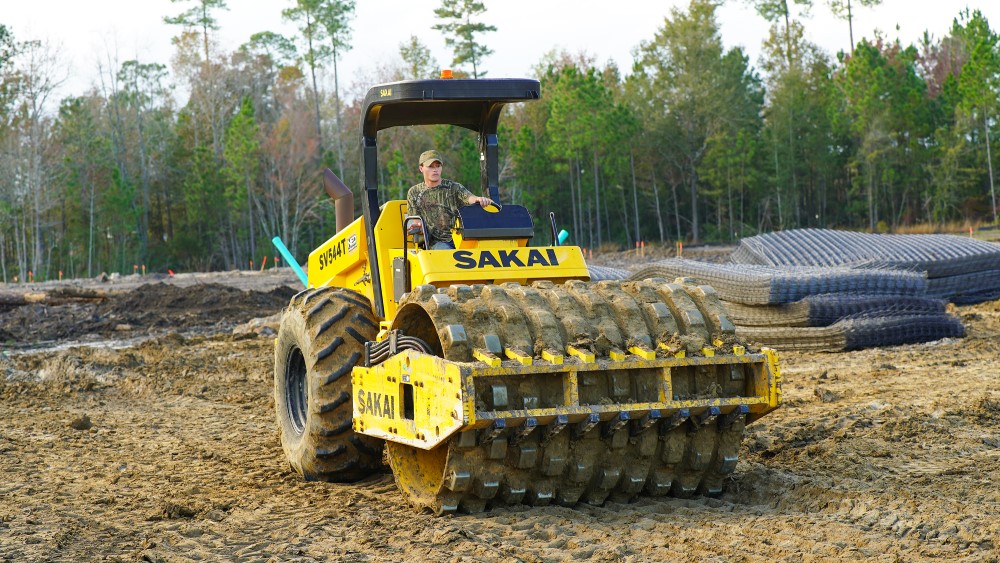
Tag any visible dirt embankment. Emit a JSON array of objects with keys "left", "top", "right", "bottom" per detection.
[
  {"left": 0, "top": 273, "right": 298, "bottom": 347},
  {"left": 1, "top": 269, "right": 998, "bottom": 562}
]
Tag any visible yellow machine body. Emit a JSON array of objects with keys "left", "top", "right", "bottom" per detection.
[
  {"left": 352, "top": 347, "right": 781, "bottom": 450},
  {"left": 297, "top": 195, "right": 783, "bottom": 514},
  {"left": 307, "top": 200, "right": 590, "bottom": 321},
  {"left": 306, "top": 215, "right": 368, "bottom": 293},
  {"left": 277, "top": 77, "right": 782, "bottom": 513},
  {"left": 305, "top": 199, "right": 782, "bottom": 454}
]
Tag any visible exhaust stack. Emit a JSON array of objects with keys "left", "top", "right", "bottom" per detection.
[{"left": 324, "top": 168, "right": 355, "bottom": 232}]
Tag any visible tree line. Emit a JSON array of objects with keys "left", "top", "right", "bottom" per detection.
[{"left": 0, "top": 0, "right": 997, "bottom": 282}]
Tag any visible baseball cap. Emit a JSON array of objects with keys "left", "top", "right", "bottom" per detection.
[{"left": 419, "top": 149, "right": 443, "bottom": 167}]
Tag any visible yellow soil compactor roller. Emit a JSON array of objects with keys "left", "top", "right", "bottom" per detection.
[{"left": 273, "top": 77, "right": 782, "bottom": 514}]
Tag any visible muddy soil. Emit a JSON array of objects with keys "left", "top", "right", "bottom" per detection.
[
  {"left": 1, "top": 267, "right": 999, "bottom": 562},
  {"left": 0, "top": 282, "right": 296, "bottom": 348}
]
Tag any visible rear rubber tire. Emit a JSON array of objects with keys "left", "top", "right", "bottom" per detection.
[{"left": 274, "top": 287, "right": 382, "bottom": 481}]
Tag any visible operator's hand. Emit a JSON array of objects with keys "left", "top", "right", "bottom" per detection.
[
  {"left": 469, "top": 195, "right": 494, "bottom": 207},
  {"left": 407, "top": 219, "right": 423, "bottom": 233}
]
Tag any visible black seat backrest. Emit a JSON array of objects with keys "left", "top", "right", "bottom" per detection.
[{"left": 456, "top": 204, "right": 534, "bottom": 239}]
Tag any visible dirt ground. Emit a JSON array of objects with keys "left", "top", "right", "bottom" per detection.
[{"left": 1, "top": 260, "right": 998, "bottom": 562}]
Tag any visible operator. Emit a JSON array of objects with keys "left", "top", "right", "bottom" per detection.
[{"left": 406, "top": 149, "right": 494, "bottom": 249}]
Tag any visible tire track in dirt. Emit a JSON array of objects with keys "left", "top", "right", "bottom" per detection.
[{"left": 2, "top": 273, "right": 999, "bottom": 561}]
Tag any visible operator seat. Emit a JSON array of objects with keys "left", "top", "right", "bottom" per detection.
[{"left": 456, "top": 204, "right": 534, "bottom": 240}]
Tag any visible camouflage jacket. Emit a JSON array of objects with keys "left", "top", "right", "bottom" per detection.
[{"left": 406, "top": 179, "right": 474, "bottom": 243}]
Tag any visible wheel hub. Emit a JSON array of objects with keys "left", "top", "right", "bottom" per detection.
[{"left": 285, "top": 346, "right": 307, "bottom": 435}]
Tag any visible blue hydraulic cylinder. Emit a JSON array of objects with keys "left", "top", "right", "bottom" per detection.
[{"left": 271, "top": 236, "right": 308, "bottom": 288}]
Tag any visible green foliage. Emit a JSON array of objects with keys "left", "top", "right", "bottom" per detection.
[
  {"left": 223, "top": 102, "right": 260, "bottom": 211},
  {"left": 432, "top": 0, "right": 496, "bottom": 78},
  {"left": 507, "top": 83, "right": 563, "bottom": 228},
  {"left": 948, "top": 9, "right": 1000, "bottom": 221},
  {"left": 222, "top": 98, "right": 260, "bottom": 191},
  {"left": 221, "top": 97, "right": 262, "bottom": 259},
  {"left": 0, "top": 25, "right": 14, "bottom": 70},
  {"left": 835, "top": 37, "right": 932, "bottom": 229},
  {"left": 746, "top": 0, "right": 813, "bottom": 23},
  {"left": 540, "top": 62, "right": 640, "bottom": 245},
  {"left": 0, "top": 25, "right": 17, "bottom": 131},
  {"left": 314, "top": 0, "right": 355, "bottom": 55},
  {"left": 827, "top": 0, "right": 882, "bottom": 18},
  {"left": 52, "top": 95, "right": 116, "bottom": 276},
  {"left": 759, "top": 20, "right": 841, "bottom": 229},
  {"left": 281, "top": 0, "right": 354, "bottom": 67},
  {"left": 746, "top": 0, "right": 813, "bottom": 68},
  {"left": 283, "top": 0, "right": 334, "bottom": 70},
  {"left": 163, "top": 0, "right": 229, "bottom": 30},
  {"left": 827, "top": 0, "right": 883, "bottom": 52},
  {"left": 283, "top": 0, "right": 355, "bottom": 169},
  {"left": 5, "top": 3, "right": 1000, "bottom": 281},
  {"left": 399, "top": 36, "right": 439, "bottom": 80},
  {"left": 375, "top": 122, "right": 436, "bottom": 204},
  {"left": 241, "top": 32, "right": 298, "bottom": 69},
  {"left": 432, "top": 125, "right": 480, "bottom": 189},
  {"left": 163, "top": 0, "right": 229, "bottom": 60},
  {"left": 117, "top": 61, "right": 169, "bottom": 108},
  {"left": 627, "top": 0, "right": 764, "bottom": 241},
  {"left": 382, "top": 149, "right": 411, "bottom": 200}
]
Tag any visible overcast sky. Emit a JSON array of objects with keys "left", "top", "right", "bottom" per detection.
[{"left": 4, "top": 0, "right": 998, "bottom": 106}]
